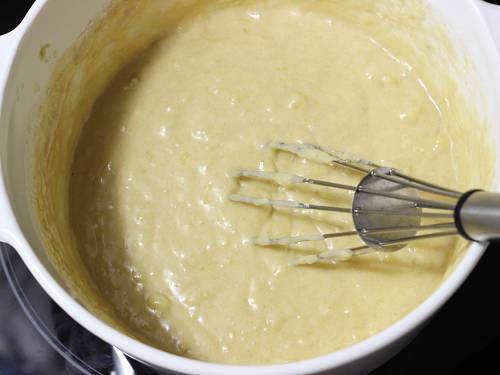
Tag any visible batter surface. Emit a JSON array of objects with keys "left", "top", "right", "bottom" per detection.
[{"left": 63, "top": 0, "right": 491, "bottom": 365}]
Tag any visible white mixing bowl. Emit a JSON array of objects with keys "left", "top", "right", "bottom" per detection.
[{"left": 1, "top": 1, "right": 500, "bottom": 374}]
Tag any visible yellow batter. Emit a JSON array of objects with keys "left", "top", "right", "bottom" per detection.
[{"left": 35, "top": 0, "right": 493, "bottom": 366}]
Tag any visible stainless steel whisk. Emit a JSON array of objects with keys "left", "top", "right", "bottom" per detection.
[{"left": 229, "top": 142, "right": 500, "bottom": 264}]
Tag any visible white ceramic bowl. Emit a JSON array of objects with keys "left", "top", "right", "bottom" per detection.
[{"left": 1, "top": 1, "right": 500, "bottom": 374}]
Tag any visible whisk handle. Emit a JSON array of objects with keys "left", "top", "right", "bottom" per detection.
[{"left": 456, "top": 190, "right": 500, "bottom": 242}]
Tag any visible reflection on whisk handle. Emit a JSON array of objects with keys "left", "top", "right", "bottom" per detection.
[{"left": 456, "top": 190, "right": 500, "bottom": 242}]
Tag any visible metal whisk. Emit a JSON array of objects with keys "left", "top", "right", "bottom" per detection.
[{"left": 229, "top": 142, "right": 500, "bottom": 264}]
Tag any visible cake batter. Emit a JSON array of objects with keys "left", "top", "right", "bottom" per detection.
[{"left": 36, "top": 0, "right": 493, "bottom": 365}]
